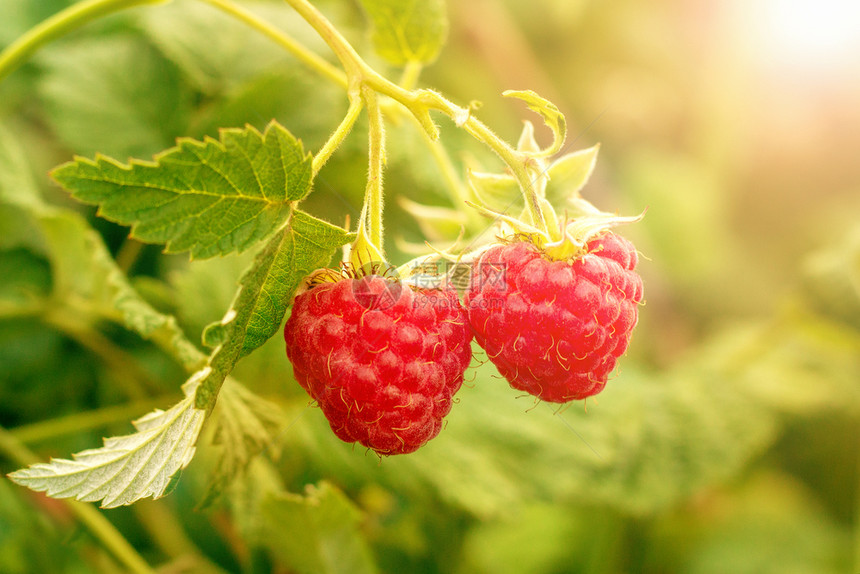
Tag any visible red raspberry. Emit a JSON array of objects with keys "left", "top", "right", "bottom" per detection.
[
  {"left": 464, "top": 232, "right": 643, "bottom": 402},
  {"left": 284, "top": 275, "right": 472, "bottom": 455}
]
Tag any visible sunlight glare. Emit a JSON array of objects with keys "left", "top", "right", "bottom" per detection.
[{"left": 756, "top": 0, "right": 860, "bottom": 74}]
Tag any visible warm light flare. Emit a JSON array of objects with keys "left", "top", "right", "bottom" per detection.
[{"left": 753, "top": 0, "right": 860, "bottom": 75}]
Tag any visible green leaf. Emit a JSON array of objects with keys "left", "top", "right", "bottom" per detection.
[
  {"left": 732, "top": 312, "right": 860, "bottom": 416},
  {"left": 261, "top": 482, "right": 379, "bottom": 574},
  {"left": 504, "top": 90, "right": 567, "bottom": 157},
  {"left": 286, "top": 356, "right": 778, "bottom": 517},
  {"left": 196, "top": 210, "right": 352, "bottom": 410},
  {"left": 7, "top": 378, "right": 206, "bottom": 509},
  {"left": 39, "top": 208, "right": 205, "bottom": 371},
  {"left": 682, "top": 473, "right": 850, "bottom": 574},
  {"left": 802, "top": 224, "right": 860, "bottom": 330},
  {"left": 203, "top": 210, "right": 353, "bottom": 357},
  {"left": 172, "top": 252, "right": 255, "bottom": 343},
  {"left": 546, "top": 144, "right": 600, "bottom": 205},
  {"left": 461, "top": 503, "right": 584, "bottom": 574},
  {"left": 141, "top": 0, "right": 316, "bottom": 94},
  {"left": 226, "top": 457, "right": 285, "bottom": 545},
  {"left": 51, "top": 121, "right": 314, "bottom": 259},
  {"left": 0, "top": 122, "right": 41, "bottom": 208},
  {"left": 38, "top": 35, "right": 192, "bottom": 159},
  {"left": 359, "top": 0, "right": 449, "bottom": 66},
  {"left": 0, "top": 479, "right": 74, "bottom": 574},
  {"left": 0, "top": 248, "right": 51, "bottom": 305},
  {"left": 240, "top": 210, "right": 353, "bottom": 356},
  {"left": 197, "top": 379, "right": 286, "bottom": 507},
  {"left": 1, "top": 128, "right": 204, "bottom": 372},
  {"left": 466, "top": 168, "right": 520, "bottom": 213}
]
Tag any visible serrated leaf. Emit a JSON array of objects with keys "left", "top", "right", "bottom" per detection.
[
  {"left": 359, "top": 0, "right": 448, "bottom": 66},
  {"left": 51, "top": 121, "right": 314, "bottom": 259},
  {"left": 172, "top": 251, "right": 255, "bottom": 343},
  {"left": 260, "top": 482, "right": 379, "bottom": 574},
  {"left": 197, "top": 379, "right": 286, "bottom": 507},
  {"left": 217, "top": 210, "right": 353, "bottom": 359},
  {"left": 7, "top": 377, "right": 207, "bottom": 509},
  {"left": 504, "top": 90, "right": 567, "bottom": 157},
  {"left": 195, "top": 210, "right": 353, "bottom": 410}
]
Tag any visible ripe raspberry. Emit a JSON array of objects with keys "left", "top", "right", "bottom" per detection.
[
  {"left": 464, "top": 232, "right": 643, "bottom": 402},
  {"left": 284, "top": 275, "right": 472, "bottom": 455}
]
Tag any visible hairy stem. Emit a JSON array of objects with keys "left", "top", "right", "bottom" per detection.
[
  {"left": 282, "top": 0, "right": 366, "bottom": 80},
  {"left": 199, "top": 0, "right": 346, "bottom": 89},
  {"left": 408, "top": 90, "right": 546, "bottom": 230},
  {"left": 313, "top": 96, "right": 363, "bottom": 176},
  {"left": 277, "top": 0, "right": 547, "bottom": 232},
  {"left": 0, "top": 0, "right": 168, "bottom": 84},
  {"left": 363, "top": 85, "right": 386, "bottom": 249},
  {"left": 0, "top": 426, "right": 156, "bottom": 574}
]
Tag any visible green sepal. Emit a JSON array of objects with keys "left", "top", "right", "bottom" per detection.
[
  {"left": 547, "top": 144, "right": 600, "bottom": 204},
  {"left": 504, "top": 90, "right": 567, "bottom": 157}
]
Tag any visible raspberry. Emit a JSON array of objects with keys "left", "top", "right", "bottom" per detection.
[
  {"left": 284, "top": 275, "right": 472, "bottom": 455},
  {"left": 464, "top": 232, "right": 643, "bottom": 403}
]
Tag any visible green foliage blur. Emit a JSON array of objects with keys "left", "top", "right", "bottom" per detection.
[{"left": 1, "top": 0, "right": 859, "bottom": 572}]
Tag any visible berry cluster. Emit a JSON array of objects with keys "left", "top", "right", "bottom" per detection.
[{"left": 283, "top": 231, "right": 643, "bottom": 455}]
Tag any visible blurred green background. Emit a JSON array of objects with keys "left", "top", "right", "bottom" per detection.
[{"left": 1, "top": 0, "right": 859, "bottom": 572}]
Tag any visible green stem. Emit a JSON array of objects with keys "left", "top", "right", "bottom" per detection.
[
  {"left": 278, "top": 0, "right": 549, "bottom": 235},
  {"left": 64, "top": 297, "right": 206, "bottom": 374},
  {"left": 408, "top": 90, "right": 547, "bottom": 231},
  {"left": 134, "top": 500, "right": 229, "bottom": 573},
  {"left": 10, "top": 395, "right": 177, "bottom": 444},
  {"left": 0, "top": 426, "right": 156, "bottom": 574},
  {"left": 398, "top": 60, "right": 424, "bottom": 91},
  {"left": 406, "top": 111, "right": 485, "bottom": 230},
  {"left": 198, "top": 0, "right": 346, "bottom": 89},
  {"left": 0, "top": 0, "right": 168, "bottom": 84},
  {"left": 114, "top": 237, "right": 146, "bottom": 274},
  {"left": 43, "top": 306, "right": 163, "bottom": 398},
  {"left": 363, "top": 86, "right": 385, "bottom": 249},
  {"left": 282, "top": 0, "right": 366, "bottom": 80},
  {"left": 313, "top": 95, "right": 363, "bottom": 176}
]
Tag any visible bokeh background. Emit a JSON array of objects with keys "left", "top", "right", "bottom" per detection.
[{"left": 1, "top": 0, "right": 859, "bottom": 572}]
